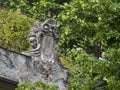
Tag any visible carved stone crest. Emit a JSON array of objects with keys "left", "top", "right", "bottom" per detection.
[{"left": 0, "top": 19, "right": 69, "bottom": 90}]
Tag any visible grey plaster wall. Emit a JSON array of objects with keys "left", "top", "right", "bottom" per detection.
[{"left": 0, "top": 47, "right": 33, "bottom": 82}]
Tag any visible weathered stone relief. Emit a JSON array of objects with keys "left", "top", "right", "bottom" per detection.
[{"left": 0, "top": 19, "right": 69, "bottom": 90}]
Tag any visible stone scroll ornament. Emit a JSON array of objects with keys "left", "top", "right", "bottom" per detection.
[{"left": 0, "top": 19, "right": 69, "bottom": 90}]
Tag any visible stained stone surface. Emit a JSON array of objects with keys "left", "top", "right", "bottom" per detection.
[{"left": 0, "top": 19, "right": 69, "bottom": 90}]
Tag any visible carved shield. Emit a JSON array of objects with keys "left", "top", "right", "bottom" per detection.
[{"left": 41, "top": 35, "right": 55, "bottom": 63}]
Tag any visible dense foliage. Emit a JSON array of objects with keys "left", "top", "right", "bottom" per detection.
[
  {"left": 0, "top": 0, "right": 120, "bottom": 90},
  {"left": 0, "top": 8, "right": 34, "bottom": 52},
  {"left": 16, "top": 81, "right": 58, "bottom": 90}
]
